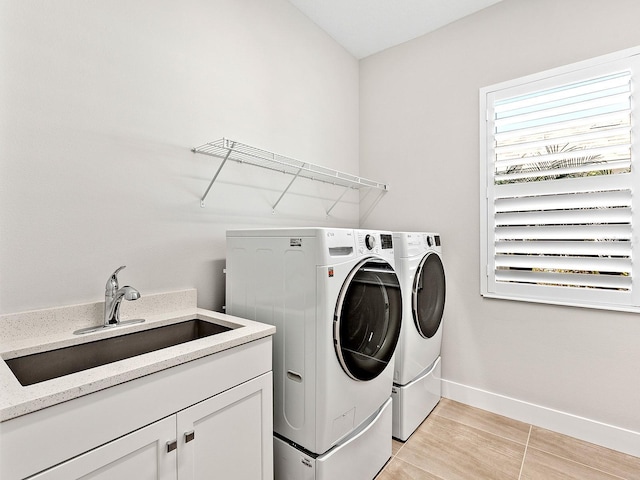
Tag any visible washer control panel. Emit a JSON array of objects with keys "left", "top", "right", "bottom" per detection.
[{"left": 356, "top": 231, "right": 394, "bottom": 255}]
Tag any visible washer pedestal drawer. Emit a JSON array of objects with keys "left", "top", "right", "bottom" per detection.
[{"left": 274, "top": 397, "right": 392, "bottom": 480}]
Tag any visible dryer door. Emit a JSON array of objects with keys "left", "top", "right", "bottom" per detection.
[
  {"left": 412, "top": 252, "right": 446, "bottom": 339},
  {"left": 334, "top": 258, "right": 402, "bottom": 381}
]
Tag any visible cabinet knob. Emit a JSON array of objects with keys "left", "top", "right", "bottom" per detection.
[
  {"left": 185, "top": 430, "right": 195, "bottom": 443},
  {"left": 167, "top": 440, "right": 177, "bottom": 453}
]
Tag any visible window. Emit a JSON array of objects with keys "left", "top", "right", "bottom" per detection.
[{"left": 480, "top": 47, "right": 640, "bottom": 312}]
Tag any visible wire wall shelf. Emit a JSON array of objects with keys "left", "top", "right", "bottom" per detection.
[{"left": 192, "top": 138, "right": 389, "bottom": 214}]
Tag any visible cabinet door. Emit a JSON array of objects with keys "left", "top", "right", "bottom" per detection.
[
  {"left": 177, "top": 372, "right": 273, "bottom": 480},
  {"left": 30, "top": 416, "right": 177, "bottom": 480}
]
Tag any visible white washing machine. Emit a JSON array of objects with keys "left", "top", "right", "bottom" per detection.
[
  {"left": 226, "top": 228, "right": 402, "bottom": 480},
  {"left": 391, "top": 232, "right": 446, "bottom": 441}
]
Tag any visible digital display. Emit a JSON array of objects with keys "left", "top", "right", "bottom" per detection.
[{"left": 380, "top": 234, "right": 393, "bottom": 249}]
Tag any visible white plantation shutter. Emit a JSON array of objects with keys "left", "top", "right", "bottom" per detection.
[{"left": 481, "top": 50, "right": 640, "bottom": 311}]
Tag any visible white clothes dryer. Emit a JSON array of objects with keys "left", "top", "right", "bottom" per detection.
[
  {"left": 391, "top": 232, "right": 446, "bottom": 441},
  {"left": 226, "top": 228, "right": 402, "bottom": 480}
]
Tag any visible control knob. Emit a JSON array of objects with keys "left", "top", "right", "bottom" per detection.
[{"left": 365, "top": 234, "right": 376, "bottom": 250}]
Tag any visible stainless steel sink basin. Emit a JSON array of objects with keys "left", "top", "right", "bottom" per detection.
[{"left": 5, "top": 319, "right": 233, "bottom": 386}]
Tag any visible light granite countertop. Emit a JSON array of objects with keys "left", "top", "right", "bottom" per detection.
[{"left": 0, "top": 290, "right": 274, "bottom": 422}]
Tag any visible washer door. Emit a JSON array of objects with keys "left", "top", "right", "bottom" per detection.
[
  {"left": 334, "top": 258, "right": 402, "bottom": 381},
  {"left": 412, "top": 252, "right": 446, "bottom": 339}
]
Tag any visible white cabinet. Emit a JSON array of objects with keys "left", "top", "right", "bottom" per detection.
[
  {"left": 177, "top": 373, "right": 273, "bottom": 479},
  {"left": 31, "top": 373, "right": 272, "bottom": 480},
  {"left": 0, "top": 336, "right": 273, "bottom": 480},
  {"left": 30, "top": 416, "right": 176, "bottom": 480}
]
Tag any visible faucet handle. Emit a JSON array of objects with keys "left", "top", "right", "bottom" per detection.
[
  {"left": 111, "top": 265, "right": 126, "bottom": 277},
  {"left": 106, "top": 265, "right": 126, "bottom": 293}
]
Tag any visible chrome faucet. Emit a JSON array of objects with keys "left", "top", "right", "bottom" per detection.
[
  {"left": 74, "top": 266, "right": 144, "bottom": 335},
  {"left": 104, "top": 266, "right": 141, "bottom": 325}
]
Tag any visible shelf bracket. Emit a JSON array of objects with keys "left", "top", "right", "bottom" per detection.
[
  {"left": 326, "top": 187, "right": 351, "bottom": 216},
  {"left": 271, "top": 165, "right": 304, "bottom": 213},
  {"left": 199, "top": 141, "right": 235, "bottom": 207}
]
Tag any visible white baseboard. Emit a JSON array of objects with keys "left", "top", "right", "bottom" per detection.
[{"left": 441, "top": 379, "right": 640, "bottom": 458}]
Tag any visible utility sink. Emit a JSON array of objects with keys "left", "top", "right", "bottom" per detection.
[{"left": 5, "top": 319, "right": 233, "bottom": 386}]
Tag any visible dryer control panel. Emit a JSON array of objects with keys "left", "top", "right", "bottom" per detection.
[
  {"left": 393, "top": 232, "right": 442, "bottom": 258},
  {"left": 422, "top": 233, "right": 441, "bottom": 248}
]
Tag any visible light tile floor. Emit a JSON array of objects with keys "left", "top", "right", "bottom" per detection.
[{"left": 375, "top": 399, "right": 640, "bottom": 480}]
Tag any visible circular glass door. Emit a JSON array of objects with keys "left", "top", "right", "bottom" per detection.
[
  {"left": 334, "top": 258, "right": 402, "bottom": 381},
  {"left": 412, "top": 252, "right": 446, "bottom": 339}
]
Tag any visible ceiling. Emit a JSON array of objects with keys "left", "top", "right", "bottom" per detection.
[{"left": 287, "top": 0, "right": 503, "bottom": 59}]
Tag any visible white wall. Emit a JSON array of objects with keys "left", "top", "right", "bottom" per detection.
[
  {"left": 0, "top": 0, "right": 359, "bottom": 315},
  {"left": 359, "top": 0, "right": 640, "bottom": 454}
]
